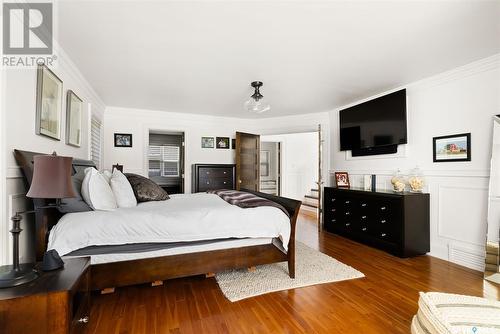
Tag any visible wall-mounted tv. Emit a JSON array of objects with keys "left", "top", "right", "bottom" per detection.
[{"left": 339, "top": 89, "right": 407, "bottom": 156}]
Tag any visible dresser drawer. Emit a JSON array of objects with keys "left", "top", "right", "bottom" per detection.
[
  {"left": 198, "top": 178, "right": 233, "bottom": 192},
  {"left": 198, "top": 167, "right": 233, "bottom": 178}
]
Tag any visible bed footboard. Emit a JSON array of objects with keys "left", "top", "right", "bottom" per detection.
[{"left": 241, "top": 189, "right": 301, "bottom": 278}]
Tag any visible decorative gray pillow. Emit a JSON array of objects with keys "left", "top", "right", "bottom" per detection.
[
  {"left": 58, "top": 169, "right": 92, "bottom": 213},
  {"left": 124, "top": 173, "right": 170, "bottom": 202}
]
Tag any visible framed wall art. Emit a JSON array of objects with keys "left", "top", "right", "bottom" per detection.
[
  {"left": 201, "top": 137, "right": 215, "bottom": 148},
  {"left": 433, "top": 133, "right": 471, "bottom": 162},
  {"left": 36, "top": 64, "right": 63, "bottom": 140},
  {"left": 216, "top": 137, "right": 230, "bottom": 149},
  {"left": 114, "top": 133, "right": 133, "bottom": 147},
  {"left": 66, "top": 90, "right": 83, "bottom": 147}
]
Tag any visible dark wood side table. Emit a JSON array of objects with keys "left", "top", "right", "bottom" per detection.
[{"left": 0, "top": 257, "right": 91, "bottom": 334}]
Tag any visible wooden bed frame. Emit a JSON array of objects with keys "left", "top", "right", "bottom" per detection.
[{"left": 14, "top": 150, "right": 301, "bottom": 291}]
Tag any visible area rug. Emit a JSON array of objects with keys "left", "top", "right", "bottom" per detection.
[{"left": 215, "top": 242, "right": 364, "bottom": 302}]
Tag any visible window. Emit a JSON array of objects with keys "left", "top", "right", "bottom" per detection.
[
  {"left": 90, "top": 117, "right": 102, "bottom": 169},
  {"left": 148, "top": 145, "right": 180, "bottom": 177}
]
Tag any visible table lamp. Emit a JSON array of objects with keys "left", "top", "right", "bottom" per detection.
[{"left": 0, "top": 152, "right": 75, "bottom": 288}]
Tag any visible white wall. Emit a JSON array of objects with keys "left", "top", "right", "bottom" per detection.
[
  {"left": 262, "top": 132, "right": 319, "bottom": 200},
  {"left": 104, "top": 108, "right": 330, "bottom": 195},
  {"left": 104, "top": 107, "right": 252, "bottom": 192},
  {"left": 330, "top": 54, "right": 500, "bottom": 270},
  {"left": 1, "top": 46, "right": 105, "bottom": 265}
]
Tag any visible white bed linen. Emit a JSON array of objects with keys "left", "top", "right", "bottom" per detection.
[
  {"left": 64, "top": 237, "right": 278, "bottom": 265},
  {"left": 48, "top": 193, "right": 291, "bottom": 256}
]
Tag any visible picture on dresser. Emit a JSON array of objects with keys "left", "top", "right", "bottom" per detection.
[
  {"left": 36, "top": 64, "right": 63, "bottom": 140},
  {"left": 334, "top": 172, "right": 350, "bottom": 188},
  {"left": 201, "top": 136, "right": 215, "bottom": 148},
  {"left": 216, "top": 137, "right": 230, "bottom": 149},
  {"left": 433, "top": 133, "right": 471, "bottom": 162},
  {"left": 66, "top": 90, "right": 83, "bottom": 147},
  {"left": 114, "top": 133, "right": 133, "bottom": 147}
]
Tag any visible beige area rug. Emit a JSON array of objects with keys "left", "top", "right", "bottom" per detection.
[{"left": 215, "top": 242, "right": 365, "bottom": 302}]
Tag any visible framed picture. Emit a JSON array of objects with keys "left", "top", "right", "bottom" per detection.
[
  {"left": 65, "top": 90, "right": 83, "bottom": 147},
  {"left": 36, "top": 64, "right": 63, "bottom": 140},
  {"left": 216, "top": 137, "right": 230, "bottom": 149},
  {"left": 433, "top": 133, "right": 471, "bottom": 162},
  {"left": 334, "top": 172, "right": 350, "bottom": 188},
  {"left": 231, "top": 138, "right": 236, "bottom": 149},
  {"left": 201, "top": 137, "right": 214, "bottom": 148},
  {"left": 114, "top": 133, "right": 133, "bottom": 147}
]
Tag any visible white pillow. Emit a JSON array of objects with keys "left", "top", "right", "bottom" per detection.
[
  {"left": 102, "top": 170, "right": 112, "bottom": 183},
  {"left": 81, "top": 167, "right": 118, "bottom": 211},
  {"left": 110, "top": 169, "right": 137, "bottom": 208}
]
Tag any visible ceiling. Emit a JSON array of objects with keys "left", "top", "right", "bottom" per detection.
[{"left": 57, "top": 1, "right": 500, "bottom": 118}]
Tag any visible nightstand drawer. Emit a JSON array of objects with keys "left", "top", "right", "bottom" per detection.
[{"left": 70, "top": 267, "right": 90, "bottom": 334}]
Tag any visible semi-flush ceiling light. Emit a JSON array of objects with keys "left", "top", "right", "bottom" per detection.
[{"left": 244, "top": 81, "right": 271, "bottom": 114}]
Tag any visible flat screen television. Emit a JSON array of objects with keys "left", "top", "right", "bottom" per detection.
[{"left": 339, "top": 89, "right": 407, "bottom": 156}]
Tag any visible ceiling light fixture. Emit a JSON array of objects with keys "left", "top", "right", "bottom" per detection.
[{"left": 244, "top": 81, "right": 270, "bottom": 114}]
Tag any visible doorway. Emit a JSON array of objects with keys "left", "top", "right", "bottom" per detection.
[
  {"left": 260, "top": 131, "right": 320, "bottom": 218},
  {"left": 148, "top": 131, "right": 185, "bottom": 194}
]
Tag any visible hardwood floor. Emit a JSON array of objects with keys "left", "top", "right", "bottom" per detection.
[{"left": 89, "top": 214, "right": 499, "bottom": 334}]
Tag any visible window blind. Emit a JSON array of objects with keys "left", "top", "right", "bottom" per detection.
[
  {"left": 148, "top": 145, "right": 180, "bottom": 177},
  {"left": 90, "top": 117, "right": 102, "bottom": 169}
]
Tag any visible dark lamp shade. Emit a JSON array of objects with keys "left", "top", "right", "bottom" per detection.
[{"left": 26, "top": 154, "right": 76, "bottom": 199}]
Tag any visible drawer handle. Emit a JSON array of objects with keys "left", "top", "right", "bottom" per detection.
[
  {"left": 380, "top": 206, "right": 387, "bottom": 210},
  {"left": 223, "top": 181, "right": 227, "bottom": 184},
  {"left": 345, "top": 200, "right": 350, "bottom": 204},
  {"left": 331, "top": 208, "right": 336, "bottom": 212},
  {"left": 361, "top": 203, "right": 367, "bottom": 207},
  {"left": 362, "top": 227, "right": 367, "bottom": 231},
  {"left": 361, "top": 215, "right": 367, "bottom": 219},
  {"left": 206, "top": 181, "right": 210, "bottom": 185},
  {"left": 224, "top": 171, "right": 227, "bottom": 174},
  {"left": 332, "top": 198, "right": 336, "bottom": 202},
  {"left": 331, "top": 219, "right": 336, "bottom": 223},
  {"left": 381, "top": 219, "right": 386, "bottom": 224},
  {"left": 78, "top": 316, "right": 89, "bottom": 324},
  {"left": 381, "top": 233, "right": 387, "bottom": 237},
  {"left": 345, "top": 223, "right": 350, "bottom": 227},
  {"left": 345, "top": 212, "right": 350, "bottom": 215}
]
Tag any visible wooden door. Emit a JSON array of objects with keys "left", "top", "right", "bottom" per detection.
[{"left": 236, "top": 132, "right": 260, "bottom": 191}]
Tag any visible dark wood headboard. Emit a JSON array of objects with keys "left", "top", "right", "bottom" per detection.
[{"left": 13, "top": 149, "right": 96, "bottom": 260}]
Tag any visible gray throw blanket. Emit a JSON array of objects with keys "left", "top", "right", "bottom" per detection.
[{"left": 207, "top": 189, "right": 290, "bottom": 217}]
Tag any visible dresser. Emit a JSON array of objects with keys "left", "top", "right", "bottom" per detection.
[
  {"left": 192, "top": 164, "right": 236, "bottom": 193},
  {"left": 0, "top": 257, "right": 91, "bottom": 334},
  {"left": 323, "top": 187, "right": 430, "bottom": 257}
]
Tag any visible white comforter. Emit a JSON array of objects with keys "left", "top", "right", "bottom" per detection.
[{"left": 48, "top": 193, "right": 291, "bottom": 256}]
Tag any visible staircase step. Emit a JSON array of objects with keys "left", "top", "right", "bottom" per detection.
[
  {"left": 305, "top": 194, "right": 319, "bottom": 200},
  {"left": 302, "top": 202, "right": 318, "bottom": 209},
  {"left": 311, "top": 188, "right": 319, "bottom": 192}
]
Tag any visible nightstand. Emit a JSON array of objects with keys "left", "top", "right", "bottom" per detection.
[{"left": 0, "top": 257, "right": 91, "bottom": 334}]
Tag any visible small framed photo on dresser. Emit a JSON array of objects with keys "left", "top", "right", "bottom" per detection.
[{"left": 334, "top": 172, "right": 350, "bottom": 188}]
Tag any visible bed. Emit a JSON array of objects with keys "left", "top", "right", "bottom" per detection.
[{"left": 14, "top": 150, "right": 301, "bottom": 291}]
